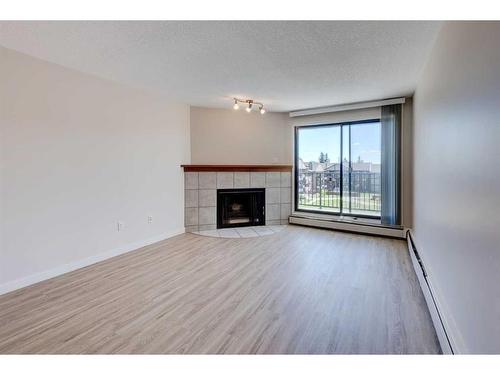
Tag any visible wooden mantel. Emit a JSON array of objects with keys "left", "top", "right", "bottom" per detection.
[{"left": 181, "top": 164, "right": 293, "bottom": 172}]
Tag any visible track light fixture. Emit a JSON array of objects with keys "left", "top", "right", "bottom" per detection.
[{"left": 232, "top": 98, "right": 266, "bottom": 114}]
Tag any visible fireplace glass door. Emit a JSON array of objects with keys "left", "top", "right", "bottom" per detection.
[{"left": 217, "top": 188, "right": 265, "bottom": 228}]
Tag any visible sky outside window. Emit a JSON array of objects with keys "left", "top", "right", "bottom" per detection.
[
  {"left": 298, "top": 122, "right": 381, "bottom": 164},
  {"left": 298, "top": 125, "right": 341, "bottom": 163}
]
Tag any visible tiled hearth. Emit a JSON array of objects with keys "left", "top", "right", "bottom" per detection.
[
  {"left": 193, "top": 224, "right": 287, "bottom": 238},
  {"left": 184, "top": 171, "right": 292, "bottom": 232}
]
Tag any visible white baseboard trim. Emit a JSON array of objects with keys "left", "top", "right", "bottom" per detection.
[
  {"left": 406, "top": 230, "right": 456, "bottom": 354},
  {"left": 289, "top": 215, "right": 406, "bottom": 239},
  {"left": 0, "top": 227, "right": 185, "bottom": 296}
]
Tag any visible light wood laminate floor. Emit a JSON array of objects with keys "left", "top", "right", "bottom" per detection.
[{"left": 0, "top": 225, "right": 440, "bottom": 354}]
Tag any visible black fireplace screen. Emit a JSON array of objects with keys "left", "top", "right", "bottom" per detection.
[{"left": 217, "top": 188, "right": 265, "bottom": 229}]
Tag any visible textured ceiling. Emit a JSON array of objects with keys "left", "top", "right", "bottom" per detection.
[{"left": 0, "top": 21, "right": 442, "bottom": 112}]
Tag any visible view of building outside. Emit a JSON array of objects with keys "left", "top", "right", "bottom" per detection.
[{"left": 297, "top": 122, "right": 381, "bottom": 217}]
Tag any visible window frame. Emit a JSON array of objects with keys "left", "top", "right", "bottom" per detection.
[{"left": 294, "top": 118, "right": 382, "bottom": 220}]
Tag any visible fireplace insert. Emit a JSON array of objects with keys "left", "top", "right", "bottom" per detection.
[{"left": 217, "top": 188, "right": 265, "bottom": 229}]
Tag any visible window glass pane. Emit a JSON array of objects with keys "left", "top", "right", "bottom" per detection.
[{"left": 297, "top": 126, "right": 341, "bottom": 214}]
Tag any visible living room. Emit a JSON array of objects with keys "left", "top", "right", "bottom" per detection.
[{"left": 1, "top": 2, "right": 499, "bottom": 373}]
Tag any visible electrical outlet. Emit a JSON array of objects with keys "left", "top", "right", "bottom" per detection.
[
  {"left": 117, "top": 221, "right": 125, "bottom": 232},
  {"left": 148, "top": 215, "right": 153, "bottom": 224}
]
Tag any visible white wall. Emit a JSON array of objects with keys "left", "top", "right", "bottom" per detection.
[
  {"left": 0, "top": 46, "right": 190, "bottom": 293},
  {"left": 190, "top": 106, "right": 291, "bottom": 164},
  {"left": 413, "top": 22, "right": 500, "bottom": 353}
]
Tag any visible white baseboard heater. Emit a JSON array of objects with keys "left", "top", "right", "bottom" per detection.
[
  {"left": 289, "top": 214, "right": 406, "bottom": 239},
  {"left": 406, "top": 230, "right": 454, "bottom": 354}
]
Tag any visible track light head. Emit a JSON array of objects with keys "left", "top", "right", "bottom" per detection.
[
  {"left": 259, "top": 106, "right": 266, "bottom": 115},
  {"left": 233, "top": 99, "right": 239, "bottom": 110},
  {"left": 246, "top": 102, "right": 253, "bottom": 112}
]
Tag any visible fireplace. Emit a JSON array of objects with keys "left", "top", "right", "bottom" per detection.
[{"left": 217, "top": 188, "right": 265, "bottom": 229}]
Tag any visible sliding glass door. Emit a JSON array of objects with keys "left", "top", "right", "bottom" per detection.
[{"left": 295, "top": 120, "right": 382, "bottom": 218}]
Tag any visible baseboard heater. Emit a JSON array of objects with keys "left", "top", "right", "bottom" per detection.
[
  {"left": 406, "top": 230, "right": 454, "bottom": 354},
  {"left": 289, "top": 214, "right": 406, "bottom": 239}
]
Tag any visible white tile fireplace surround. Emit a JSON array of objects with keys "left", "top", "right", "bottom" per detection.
[{"left": 184, "top": 171, "right": 292, "bottom": 232}]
